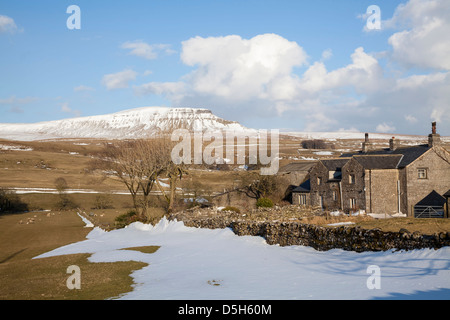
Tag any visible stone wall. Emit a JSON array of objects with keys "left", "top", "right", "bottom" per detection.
[
  {"left": 341, "top": 158, "right": 366, "bottom": 213},
  {"left": 168, "top": 209, "right": 450, "bottom": 252},
  {"left": 309, "top": 162, "right": 341, "bottom": 211},
  {"left": 229, "top": 221, "right": 449, "bottom": 252},
  {"left": 405, "top": 147, "right": 450, "bottom": 216},
  {"left": 365, "top": 168, "right": 400, "bottom": 215}
]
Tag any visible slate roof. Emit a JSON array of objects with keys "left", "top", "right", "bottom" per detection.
[
  {"left": 278, "top": 162, "right": 317, "bottom": 173},
  {"left": 292, "top": 179, "right": 311, "bottom": 193},
  {"left": 341, "top": 144, "right": 431, "bottom": 168},
  {"left": 415, "top": 190, "right": 446, "bottom": 207},
  {"left": 353, "top": 154, "right": 403, "bottom": 169},
  {"left": 320, "top": 158, "right": 351, "bottom": 171}
]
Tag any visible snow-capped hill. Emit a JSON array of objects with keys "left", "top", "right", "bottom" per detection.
[{"left": 0, "top": 107, "right": 250, "bottom": 141}]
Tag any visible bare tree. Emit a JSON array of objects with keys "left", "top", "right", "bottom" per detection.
[
  {"left": 102, "top": 141, "right": 142, "bottom": 215},
  {"left": 134, "top": 138, "right": 172, "bottom": 217},
  {"left": 155, "top": 162, "right": 188, "bottom": 213},
  {"left": 99, "top": 138, "right": 186, "bottom": 220}
]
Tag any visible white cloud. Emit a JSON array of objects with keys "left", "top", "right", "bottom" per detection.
[
  {"left": 133, "top": 20, "right": 450, "bottom": 134},
  {"left": 134, "top": 81, "right": 186, "bottom": 101},
  {"left": 0, "top": 15, "right": 18, "bottom": 34},
  {"left": 135, "top": 34, "right": 390, "bottom": 132},
  {"left": 405, "top": 115, "right": 418, "bottom": 124},
  {"left": 61, "top": 102, "right": 81, "bottom": 117},
  {"left": 321, "top": 49, "right": 333, "bottom": 61},
  {"left": 0, "top": 96, "right": 37, "bottom": 105},
  {"left": 101, "top": 69, "right": 137, "bottom": 90},
  {"left": 179, "top": 34, "right": 308, "bottom": 101},
  {"left": 376, "top": 122, "right": 396, "bottom": 133},
  {"left": 74, "top": 85, "right": 95, "bottom": 92},
  {"left": 0, "top": 95, "right": 38, "bottom": 113},
  {"left": 386, "top": 0, "right": 450, "bottom": 70},
  {"left": 300, "top": 47, "right": 384, "bottom": 94},
  {"left": 121, "top": 41, "right": 175, "bottom": 60}
]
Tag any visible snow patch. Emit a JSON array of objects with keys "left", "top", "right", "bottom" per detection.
[
  {"left": 76, "top": 212, "right": 94, "bottom": 228},
  {"left": 34, "top": 216, "right": 450, "bottom": 300}
]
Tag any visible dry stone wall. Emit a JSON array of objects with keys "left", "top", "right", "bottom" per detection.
[{"left": 168, "top": 208, "right": 450, "bottom": 252}]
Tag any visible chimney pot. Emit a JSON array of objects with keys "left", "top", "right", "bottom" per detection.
[
  {"left": 362, "top": 133, "right": 372, "bottom": 152},
  {"left": 428, "top": 121, "right": 441, "bottom": 147},
  {"left": 389, "top": 136, "right": 399, "bottom": 151}
]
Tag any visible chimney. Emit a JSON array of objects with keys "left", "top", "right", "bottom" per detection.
[
  {"left": 389, "top": 137, "right": 400, "bottom": 151},
  {"left": 428, "top": 121, "right": 441, "bottom": 147},
  {"left": 362, "top": 133, "right": 373, "bottom": 153}
]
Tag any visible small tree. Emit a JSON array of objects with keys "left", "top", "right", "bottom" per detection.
[
  {"left": 93, "top": 193, "right": 114, "bottom": 209},
  {"left": 300, "top": 139, "right": 334, "bottom": 149},
  {"left": 238, "top": 171, "right": 279, "bottom": 200},
  {"left": 0, "top": 188, "right": 28, "bottom": 213},
  {"left": 256, "top": 197, "right": 273, "bottom": 208},
  {"left": 54, "top": 177, "right": 68, "bottom": 194},
  {"left": 54, "top": 177, "right": 76, "bottom": 209}
]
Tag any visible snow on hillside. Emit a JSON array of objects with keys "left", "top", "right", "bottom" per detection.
[
  {"left": 1, "top": 106, "right": 440, "bottom": 142},
  {"left": 35, "top": 217, "right": 450, "bottom": 300},
  {"left": 0, "top": 107, "right": 249, "bottom": 141}
]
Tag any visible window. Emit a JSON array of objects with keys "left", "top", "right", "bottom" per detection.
[
  {"left": 418, "top": 168, "right": 427, "bottom": 179},
  {"left": 350, "top": 198, "right": 356, "bottom": 209},
  {"left": 298, "top": 194, "right": 307, "bottom": 205},
  {"left": 332, "top": 191, "right": 337, "bottom": 201},
  {"left": 349, "top": 174, "right": 356, "bottom": 184},
  {"left": 317, "top": 177, "right": 322, "bottom": 185}
]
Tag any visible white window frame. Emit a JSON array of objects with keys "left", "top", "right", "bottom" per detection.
[
  {"left": 349, "top": 174, "right": 355, "bottom": 184},
  {"left": 298, "top": 194, "right": 307, "bottom": 205},
  {"left": 418, "top": 168, "right": 427, "bottom": 179}
]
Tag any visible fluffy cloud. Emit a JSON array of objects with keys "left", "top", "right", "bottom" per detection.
[
  {"left": 121, "top": 41, "right": 174, "bottom": 60},
  {"left": 74, "top": 85, "right": 95, "bottom": 92},
  {"left": 101, "top": 69, "right": 137, "bottom": 90},
  {"left": 0, "top": 95, "right": 38, "bottom": 113},
  {"left": 135, "top": 34, "right": 389, "bottom": 132},
  {"left": 0, "top": 15, "right": 18, "bottom": 34},
  {"left": 137, "top": 33, "right": 312, "bottom": 115},
  {"left": 179, "top": 34, "right": 308, "bottom": 101},
  {"left": 133, "top": 0, "right": 450, "bottom": 135},
  {"left": 386, "top": 0, "right": 450, "bottom": 70},
  {"left": 300, "top": 47, "right": 385, "bottom": 94},
  {"left": 61, "top": 102, "right": 81, "bottom": 117},
  {"left": 376, "top": 122, "right": 396, "bottom": 133}
]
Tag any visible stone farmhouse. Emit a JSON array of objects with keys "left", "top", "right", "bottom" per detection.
[{"left": 292, "top": 122, "right": 450, "bottom": 218}]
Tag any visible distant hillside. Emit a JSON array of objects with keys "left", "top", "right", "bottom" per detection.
[{"left": 0, "top": 107, "right": 250, "bottom": 141}]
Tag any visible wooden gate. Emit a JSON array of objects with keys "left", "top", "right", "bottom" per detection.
[{"left": 414, "top": 205, "right": 444, "bottom": 218}]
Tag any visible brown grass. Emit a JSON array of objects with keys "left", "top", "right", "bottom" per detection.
[
  {"left": 0, "top": 210, "right": 150, "bottom": 300},
  {"left": 355, "top": 217, "right": 450, "bottom": 235},
  {"left": 303, "top": 214, "right": 450, "bottom": 235}
]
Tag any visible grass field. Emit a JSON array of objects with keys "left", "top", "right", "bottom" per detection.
[{"left": 0, "top": 210, "right": 157, "bottom": 300}]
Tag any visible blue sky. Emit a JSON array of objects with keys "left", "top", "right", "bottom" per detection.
[{"left": 1, "top": 0, "right": 449, "bottom": 135}]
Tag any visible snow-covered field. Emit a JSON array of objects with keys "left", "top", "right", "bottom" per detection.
[{"left": 34, "top": 216, "right": 450, "bottom": 300}]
